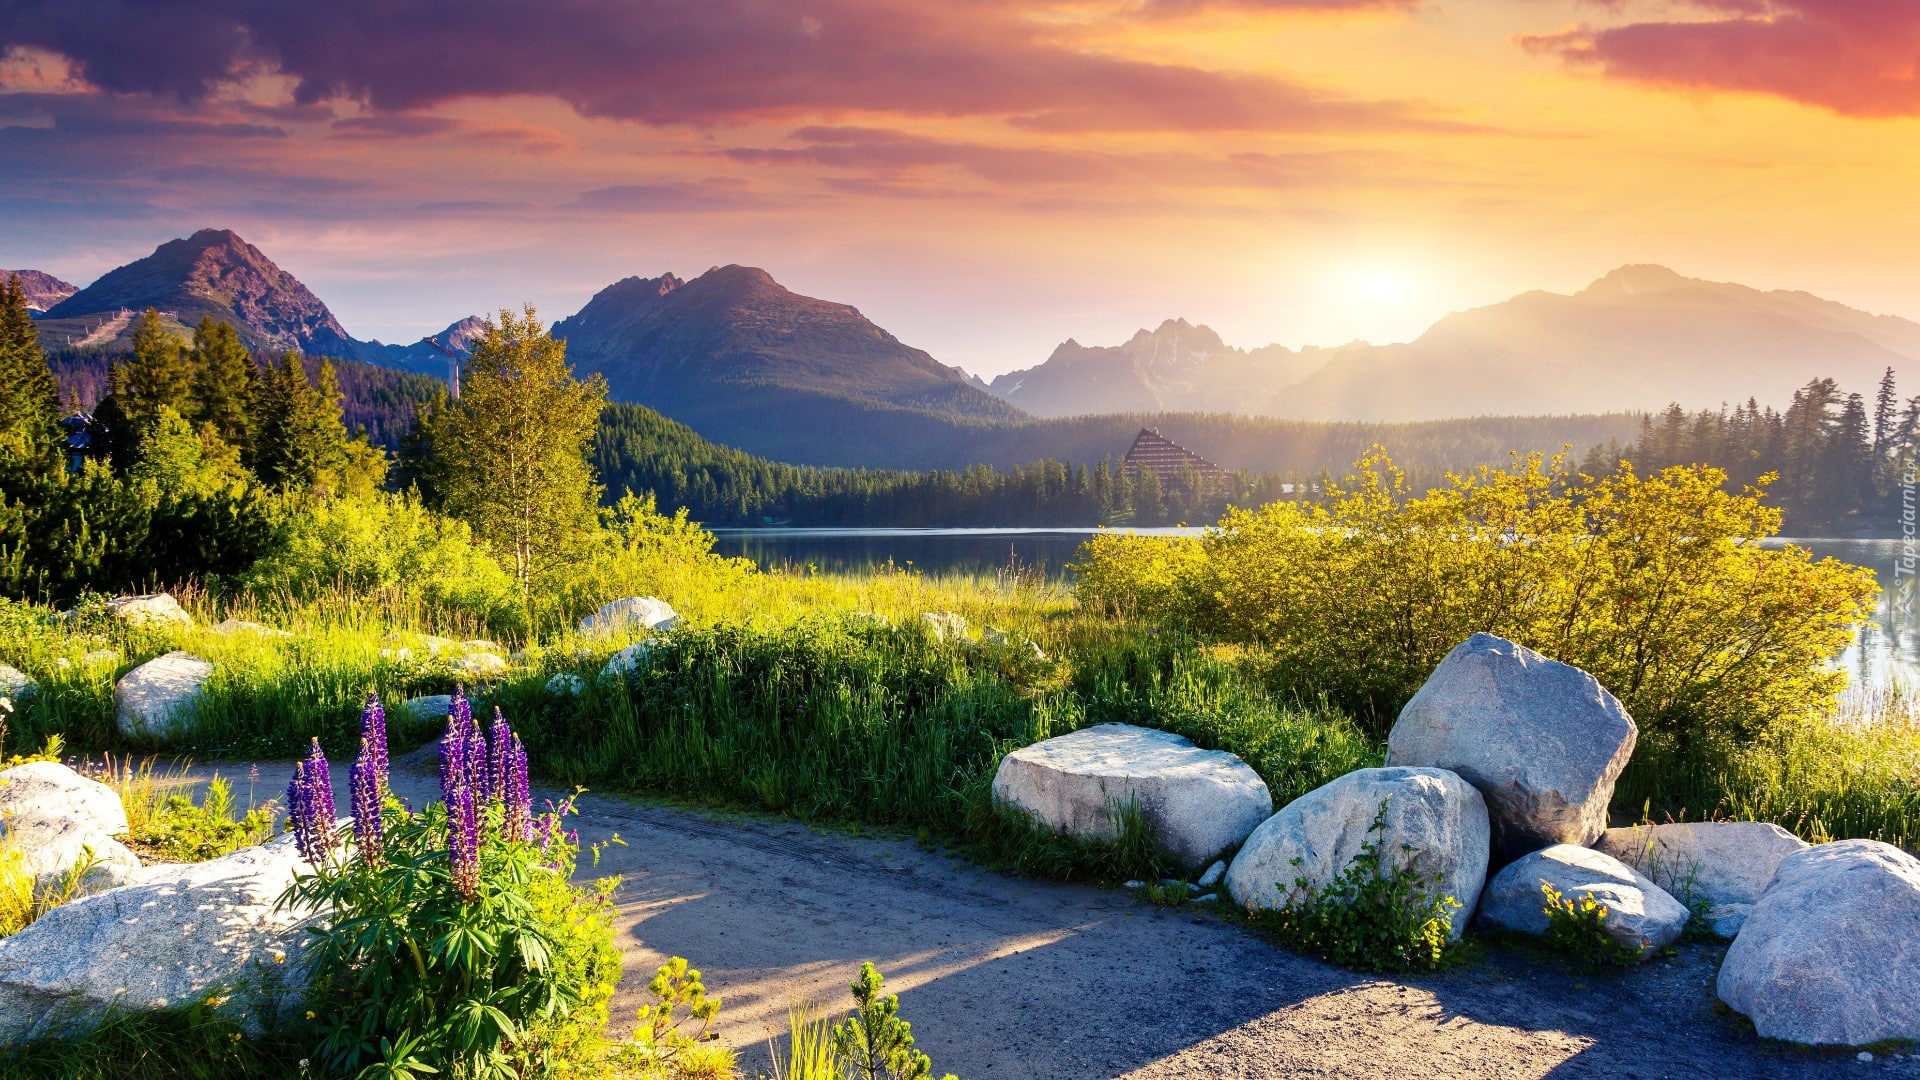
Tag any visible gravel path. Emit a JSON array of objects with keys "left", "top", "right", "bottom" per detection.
[{"left": 164, "top": 759, "right": 1910, "bottom": 1080}]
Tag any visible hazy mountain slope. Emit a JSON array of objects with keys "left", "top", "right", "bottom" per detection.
[
  {"left": 989, "top": 318, "right": 1313, "bottom": 417},
  {"left": 377, "top": 315, "right": 489, "bottom": 374},
  {"left": 1272, "top": 265, "right": 1920, "bottom": 420},
  {"left": 551, "top": 264, "right": 1023, "bottom": 461},
  {"left": 2, "top": 269, "right": 78, "bottom": 312}
]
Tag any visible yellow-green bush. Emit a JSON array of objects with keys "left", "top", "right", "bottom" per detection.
[{"left": 1076, "top": 450, "right": 1877, "bottom": 745}]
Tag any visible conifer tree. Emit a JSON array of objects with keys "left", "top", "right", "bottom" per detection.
[
  {"left": 190, "top": 317, "right": 257, "bottom": 457},
  {"left": 253, "top": 351, "right": 350, "bottom": 490},
  {"left": 114, "top": 309, "right": 195, "bottom": 431},
  {"left": 0, "top": 275, "right": 61, "bottom": 462},
  {"left": 430, "top": 306, "right": 607, "bottom": 592}
]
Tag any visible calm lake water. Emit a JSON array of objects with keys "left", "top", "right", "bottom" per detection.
[{"left": 711, "top": 528, "right": 1920, "bottom": 696}]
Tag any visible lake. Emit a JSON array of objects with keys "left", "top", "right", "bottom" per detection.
[{"left": 711, "top": 528, "right": 1920, "bottom": 698}]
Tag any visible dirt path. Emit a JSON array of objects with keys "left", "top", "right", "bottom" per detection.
[{"left": 164, "top": 759, "right": 1907, "bottom": 1079}]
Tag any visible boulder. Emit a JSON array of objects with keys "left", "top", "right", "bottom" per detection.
[
  {"left": 459, "top": 639, "right": 501, "bottom": 654},
  {"left": 1716, "top": 839, "right": 1920, "bottom": 1046},
  {"left": 1596, "top": 821, "right": 1810, "bottom": 936},
  {"left": 1223, "top": 767, "right": 1489, "bottom": 940},
  {"left": 1385, "top": 633, "right": 1637, "bottom": 860},
  {"left": 113, "top": 651, "right": 212, "bottom": 742},
  {"left": 1478, "top": 843, "right": 1688, "bottom": 957},
  {"left": 208, "top": 619, "right": 291, "bottom": 639},
  {"left": 601, "top": 639, "right": 658, "bottom": 680},
  {"left": 920, "top": 612, "right": 968, "bottom": 643},
  {"left": 991, "top": 723, "right": 1272, "bottom": 871},
  {"left": 0, "top": 664, "right": 33, "bottom": 699},
  {"left": 545, "top": 672, "right": 587, "bottom": 697},
  {"left": 0, "top": 762, "right": 141, "bottom": 894},
  {"left": 452, "top": 652, "right": 508, "bottom": 678},
  {"left": 105, "top": 593, "right": 194, "bottom": 630},
  {"left": 397, "top": 694, "right": 453, "bottom": 723},
  {"left": 578, "top": 597, "right": 682, "bottom": 638},
  {"left": 0, "top": 833, "right": 323, "bottom": 1045}
]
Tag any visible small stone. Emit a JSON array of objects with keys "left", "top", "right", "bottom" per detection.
[
  {"left": 578, "top": 597, "right": 682, "bottom": 638},
  {"left": 545, "top": 672, "right": 587, "bottom": 697},
  {"left": 0, "top": 664, "right": 34, "bottom": 699},
  {"left": 1191, "top": 893, "right": 1220, "bottom": 904},
  {"left": 920, "top": 612, "right": 968, "bottom": 643},
  {"left": 104, "top": 593, "right": 194, "bottom": 630},
  {"left": 452, "top": 652, "right": 507, "bottom": 678},
  {"left": 207, "top": 619, "right": 291, "bottom": 639},
  {"left": 1857, "top": 1052, "right": 1873, "bottom": 1063},
  {"left": 600, "top": 639, "right": 658, "bottom": 680},
  {"left": 1197, "top": 860, "right": 1226, "bottom": 889},
  {"left": 1122, "top": 880, "right": 1146, "bottom": 890}
]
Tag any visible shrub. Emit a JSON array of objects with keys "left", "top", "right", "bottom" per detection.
[
  {"left": 281, "top": 694, "right": 622, "bottom": 1079},
  {"left": 1252, "top": 800, "right": 1462, "bottom": 973},
  {"left": 832, "top": 963, "right": 957, "bottom": 1080},
  {"left": 1075, "top": 451, "right": 1877, "bottom": 748},
  {"left": 1539, "top": 882, "right": 1644, "bottom": 968},
  {"left": 621, "top": 957, "right": 736, "bottom": 1079}
]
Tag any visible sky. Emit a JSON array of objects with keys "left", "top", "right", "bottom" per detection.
[{"left": 2, "top": 0, "right": 1918, "bottom": 378}]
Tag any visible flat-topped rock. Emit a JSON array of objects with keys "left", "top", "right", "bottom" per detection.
[
  {"left": 1717, "top": 839, "right": 1920, "bottom": 1046},
  {"left": 1224, "top": 766, "right": 1489, "bottom": 940},
  {"left": 579, "top": 597, "right": 681, "bottom": 637},
  {"left": 113, "top": 651, "right": 212, "bottom": 742},
  {"left": 0, "top": 833, "right": 323, "bottom": 1046},
  {"left": 105, "top": 593, "right": 194, "bottom": 630},
  {"left": 1597, "top": 821, "right": 1810, "bottom": 936},
  {"left": 1478, "top": 843, "right": 1687, "bottom": 958},
  {"left": 992, "top": 723, "right": 1272, "bottom": 871},
  {"left": 1386, "top": 633, "right": 1638, "bottom": 861}
]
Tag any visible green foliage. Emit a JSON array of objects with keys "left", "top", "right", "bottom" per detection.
[
  {"left": 238, "top": 491, "right": 523, "bottom": 633},
  {"left": 428, "top": 306, "right": 608, "bottom": 593},
  {"left": 1539, "top": 882, "right": 1644, "bottom": 969},
  {"left": 621, "top": 958, "right": 735, "bottom": 1079},
  {"left": 831, "top": 963, "right": 955, "bottom": 1080},
  {"left": 285, "top": 797, "right": 622, "bottom": 1080},
  {"left": 0, "top": 276, "right": 61, "bottom": 464},
  {"left": 778, "top": 999, "right": 842, "bottom": 1080},
  {"left": 190, "top": 317, "right": 258, "bottom": 460},
  {"left": 114, "top": 309, "right": 195, "bottom": 433},
  {"left": 0, "top": 1000, "right": 303, "bottom": 1080},
  {"left": 124, "top": 777, "right": 277, "bottom": 862},
  {"left": 251, "top": 352, "right": 381, "bottom": 496},
  {"left": 1252, "top": 800, "right": 1462, "bottom": 973},
  {"left": 1076, "top": 451, "right": 1877, "bottom": 750}
]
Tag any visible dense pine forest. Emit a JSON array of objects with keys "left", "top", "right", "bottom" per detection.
[{"left": 1589, "top": 371, "right": 1918, "bottom": 534}]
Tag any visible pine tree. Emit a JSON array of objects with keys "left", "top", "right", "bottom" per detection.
[
  {"left": 0, "top": 274, "right": 62, "bottom": 463},
  {"left": 190, "top": 317, "right": 257, "bottom": 458},
  {"left": 430, "top": 306, "right": 607, "bottom": 592},
  {"left": 114, "top": 309, "right": 195, "bottom": 431},
  {"left": 253, "top": 351, "right": 350, "bottom": 490}
]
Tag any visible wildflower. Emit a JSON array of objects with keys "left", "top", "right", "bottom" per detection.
[
  {"left": 349, "top": 739, "right": 384, "bottom": 866},
  {"left": 448, "top": 763, "right": 481, "bottom": 903},
  {"left": 505, "top": 732, "right": 532, "bottom": 842},
  {"left": 358, "top": 692, "right": 389, "bottom": 799},
  {"left": 486, "top": 707, "right": 510, "bottom": 803},
  {"left": 287, "top": 739, "right": 334, "bottom": 866}
]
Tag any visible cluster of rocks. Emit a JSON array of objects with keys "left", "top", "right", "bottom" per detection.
[
  {"left": 0, "top": 761, "right": 322, "bottom": 1043},
  {"left": 921, "top": 611, "right": 1047, "bottom": 660},
  {"left": 992, "top": 631, "right": 1920, "bottom": 1047}
]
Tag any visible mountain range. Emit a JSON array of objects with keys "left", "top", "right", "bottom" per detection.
[
  {"left": 1, "top": 269, "right": 78, "bottom": 312},
  {"left": 13, "top": 228, "right": 1917, "bottom": 465},
  {"left": 993, "top": 264, "right": 1920, "bottom": 421}
]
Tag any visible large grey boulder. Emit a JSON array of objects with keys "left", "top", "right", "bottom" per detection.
[
  {"left": 579, "top": 596, "right": 681, "bottom": 638},
  {"left": 114, "top": 651, "right": 212, "bottom": 742},
  {"left": 105, "top": 593, "right": 194, "bottom": 630},
  {"left": 0, "top": 762, "right": 141, "bottom": 894},
  {"left": 0, "top": 664, "right": 34, "bottom": 699},
  {"left": 1223, "top": 767, "right": 1489, "bottom": 939},
  {"left": 1596, "top": 821, "right": 1810, "bottom": 936},
  {"left": 0, "top": 833, "right": 323, "bottom": 1045},
  {"left": 1385, "top": 634, "right": 1637, "bottom": 860},
  {"left": 1478, "top": 843, "right": 1688, "bottom": 958},
  {"left": 1717, "top": 839, "right": 1920, "bottom": 1046},
  {"left": 992, "top": 723, "right": 1271, "bottom": 871}
]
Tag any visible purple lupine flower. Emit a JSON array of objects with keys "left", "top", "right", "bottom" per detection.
[
  {"left": 462, "top": 722, "right": 487, "bottom": 813},
  {"left": 504, "top": 732, "right": 531, "bottom": 842},
  {"left": 486, "top": 708, "right": 510, "bottom": 804},
  {"left": 359, "top": 693, "right": 389, "bottom": 799},
  {"left": 448, "top": 684, "right": 475, "bottom": 740},
  {"left": 349, "top": 739, "right": 384, "bottom": 865},
  {"left": 288, "top": 739, "right": 334, "bottom": 866},
  {"left": 438, "top": 714, "right": 465, "bottom": 803},
  {"left": 448, "top": 765, "right": 481, "bottom": 902}
]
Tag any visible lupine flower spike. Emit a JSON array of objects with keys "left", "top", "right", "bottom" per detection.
[
  {"left": 448, "top": 762, "right": 481, "bottom": 903},
  {"left": 287, "top": 738, "right": 334, "bottom": 866},
  {"left": 349, "top": 739, "right": 384, "bottom": 865},
  {"left": 358, "top": 692, "right": 389, "bottom": 800},
  {"left": 486, "top": 708, "right": 511, "bottom": 804},
  {"left": 505, "top": 732, "right": 532, "bottom": 842}
]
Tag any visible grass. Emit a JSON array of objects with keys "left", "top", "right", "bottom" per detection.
[{"left": 0, "top": 1003, "right": 306, "bottom": 1080}]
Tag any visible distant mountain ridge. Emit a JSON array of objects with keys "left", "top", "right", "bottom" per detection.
[
  {"left": 551, "top": 264, "right": 1022, "bottom": 461},
  {"left": 2, "top": 269, "right": 78, "bottom": 312},
  {"left": 991, "top": 265, "right": 1920, "bottom": 422}
]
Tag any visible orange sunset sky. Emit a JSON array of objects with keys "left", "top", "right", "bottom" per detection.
[{"left": 2, "top": 0, "right": 1916, "bottom": 376}]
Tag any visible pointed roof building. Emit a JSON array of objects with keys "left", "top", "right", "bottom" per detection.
[{"left": 1123, "top": 428, "right": 1221, "bottom": 482}]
